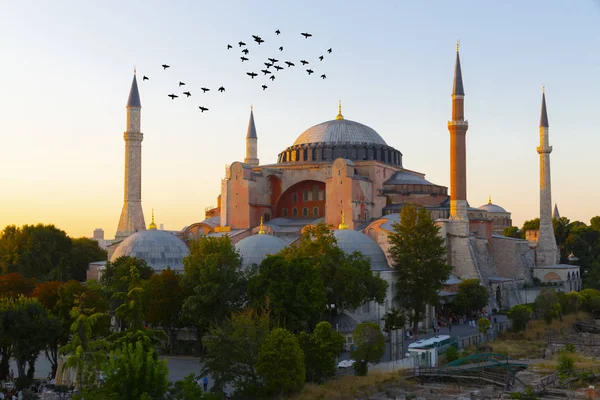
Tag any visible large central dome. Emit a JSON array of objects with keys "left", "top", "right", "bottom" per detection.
[{"left": 293, "top": 119, "right": 387, "bottom": 146}]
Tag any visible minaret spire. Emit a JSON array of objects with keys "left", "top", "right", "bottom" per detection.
[
  {"left": 536, "top": 88, "right": 558, "bottom": 266},
  {"left": 116, "top": 72, "right": 146, "bottom": 240},
  {"left": 244, "top": 106, "right": 259, "bottom": 166},
  {"left": 335, "top": 100, "right": 344, "bottom": 120}
]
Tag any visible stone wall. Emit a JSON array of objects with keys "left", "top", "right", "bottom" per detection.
[{"left": 492, "top": 236, "right": 536, "bottom": 281}]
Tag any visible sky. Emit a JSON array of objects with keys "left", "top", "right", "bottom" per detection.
[{"left": 1, "top": 0, "right": 599, "bottom": 238}]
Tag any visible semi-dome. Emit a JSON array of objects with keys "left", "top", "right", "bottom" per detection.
[
  {"left": 334, "top": 229, "right": 390, "bottom": 271},
  {"left": 235, "top": 233, "right": 287, "bottom": 269},
  {"left": 110, "top": 229, "right": 189, "bottom": 270},
  {"left": 293, "top": 119, "right": 387, "bottom": 147},
  {"left": 479, "top": 197, "right": 508, "bottom": 214}
]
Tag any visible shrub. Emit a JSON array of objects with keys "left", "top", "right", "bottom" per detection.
[
  {"left": 507, "top": 304, "right": 533, "bottom": 333},
  {"left": 557, "top": 353, "right": 575, "bottom": 375},
  {"left": 445, "top": 346, "right": 459, "bottom": 363},
  {"left": 564, "top": 343, "right": 576, "bottom": 353}
]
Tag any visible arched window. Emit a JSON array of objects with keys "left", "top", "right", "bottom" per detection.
[
  {"left": 302, "top": 207, "right": 308, "bottom": 216},
  {"left": 364, "top": 210, "right": 369, "bottom": 221},
  {"left": 292, "top": 207, "right": 298, "bottom": 216},
  {"left": 292, "top": 193, "right": 298, "bottom": 203},
  {"left": 313, "top": 207, "right": 319, "bottom": 217},
  {"left": 263, "top": 213, "right": 270, "bottom": 222},
  {"left": 282, "top": 208, "right": 288, "bottom": 217}
]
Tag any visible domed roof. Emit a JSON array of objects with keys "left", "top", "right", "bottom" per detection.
[
  {"left": 293, "top": 119, "right": 387, "bottom": 146},
  {"left": 235, "top": 233, "right": 287, "bottom": 269},
  {"left": 333, "top": 229, "right": 390, "bottom": 271},
  {"left": 478, "top": 197, "right": 508, "bottom": 214},
  {"left": 110, "top": 230, "right": 189, "bottom": 270}
]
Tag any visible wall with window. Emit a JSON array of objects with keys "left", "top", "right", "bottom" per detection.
[{"left": 275, "top": 180, "right": 326, "bottom": 219}]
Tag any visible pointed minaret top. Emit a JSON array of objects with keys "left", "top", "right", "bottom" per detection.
[
  {"left": 335, "top": 100, "right": 344, "bottom": 120},
  {"left": 553, "top": 203, "right": 560, "bottom": 219},
  {"left": 246, "top": 107, "right": 257, "bottom": 139},
  {"left": 127, "top": 73, "right": 142, "bottom": 108},
  {"left": 452, "top": 45, "right": 465, "bottom": 96},
  {"left": 540, "top": 88, "right": 549, "bottom": 128},
  {"left": 148, "top": 209, "right": 157, "bottom": 230}
]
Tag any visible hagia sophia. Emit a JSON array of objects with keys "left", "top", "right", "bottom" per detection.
[{"left": 91, "top": 46, "right": 582, "bottom": 332}]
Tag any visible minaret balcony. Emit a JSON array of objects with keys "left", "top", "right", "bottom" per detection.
[
  {"left": 447, "top": 120, "right": 469, "bottom": 127},
  {"left": 536, "top": 145, "right": 552, "bottom": 154}
]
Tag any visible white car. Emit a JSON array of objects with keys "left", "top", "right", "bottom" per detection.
[{"left": 337, "top": 359, "right": 356, "bottom": 368}]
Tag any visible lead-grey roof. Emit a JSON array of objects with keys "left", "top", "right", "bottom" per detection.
[
  {"left": 384, "top": 171, "right": 435, "bottom": 186},
  {"left": 532, "top": 264, "right": 579, "bottom": 270},
  {"left": 235, "top": 233, "right": 287, "bottom": 269},
  {"left": 334, "top": 229, "right": 391, "bottom": 271},
  {"left": 293, "top": 119, "right": 387, "bottom": 146},
  {"left": 110, "top": 229, "right": 189, "bottom": 270},
  {"left": 452, "top": 51, "right": 465, "bottom": 96},
  {"left": 540, "top": 92, "right": 549, "bottom": 128},
  {"left": 478, "top": 203, "right": 508, "bottom": 213},
  {"left": 246, "top": 109, "right": 257, "bottom": 139},
  {"left": 127, "top": 74, "right": 141, "bottom": 108}
]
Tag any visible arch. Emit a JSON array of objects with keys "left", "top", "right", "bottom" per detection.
[
  {"left": 567, "top": 272, "right": 571, "bottom": 281},
  {"left": 496, "top": 286, "right": 502, "bottom": 310},
  {"left": 275, "top": 180, "right": 326, "bottom": 219},
  {"left": 282, "top": 208, "right": 288, "bottom": 217},
  {"left": 302, "top": 207, "right": 309, "bottom": 217},
  {"left": 543, "top": 272, "right": 561, "bottom": 281},
  {"left": 313, "top": 206, "right": 319, "bottom": 217},
  {"left": 292, "top": 193, "right": 298, "bottom": 203},
  {"left": 292, "top": 207, "right": 298, "bottom": 216}
]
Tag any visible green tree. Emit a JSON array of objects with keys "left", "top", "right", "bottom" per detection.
[
  {"left": 477, "top": 318, "right": 491, "bottom": 341},
  {"left": 350, "top": 322, "right": 385, "bottom": 376},
  {"left": 70, "top": 238, "right": 107, "bottom": 282},
  {"left": 521, "top": 218, "right": 540, "bottom": 233},
  {"left": 455, "top": 279, "right": 489, "bottom": 317},
  {"left": 248, "top": 254, "right": 327, "bottom": 332},
  {"left": 535, "top": 289, "right": 562, "bottom": 324},
  {"left": 503, "top": 226, "right": 523, "bottom": 239},
  {"left": 257, "top": 328, "right": 305, "bottom": 397},
  {"left": 507, "top": 304, "right": 532, "bottom": 333},
  {"left": 382, "top": 307, "right": 406, "bottom": 333},
  {"left": 297, "top": 321, "right": 344, "bottom": 383},
  {"left": 591, "top": 216, "right": 600, "bottom": 232},
  {"left": 388, "top": 204, "right": 452, "bottom": 335},
  {"left": 167, "top": 374, "right": 221, "bottom": 400}
]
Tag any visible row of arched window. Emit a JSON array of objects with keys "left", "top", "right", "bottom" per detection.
[{"left": 282, "top": 206, "right": 320, "bottom": 217}]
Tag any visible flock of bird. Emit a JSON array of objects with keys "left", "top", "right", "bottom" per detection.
[{"left": 140, "top": 30, "right": 332, "bottom": 114}]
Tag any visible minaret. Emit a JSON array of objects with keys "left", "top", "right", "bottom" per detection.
[
  {"left": 244, "top": 106, "right": 259, "bottom": 166},
  {"left": 536, "top": 88, "right": 558, "bottom": 266},
  {"left": 116, "top": 71, "right": 146, "bottom": 240},
  {"left": 553, "top": 203, "right": 560, "bottom": 220},
  {"left": 448, "top": 42, "right": 469, "bottom": 231}
]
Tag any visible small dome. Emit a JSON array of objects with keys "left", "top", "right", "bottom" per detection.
[
  {"left": 479, "top": 203, "right": 508, "bottom": 213},
  {"left": 110, "top": 230, "right": 189, "bottom": 270},
  {"left": 293, "top": 119, "right": 387, "bottom": 146},
  {"left": 334, "top": 229, "right": 390, "bottom": 271},
  {"left": 235, "top": 233, "right": 287, "bottom": 269}
]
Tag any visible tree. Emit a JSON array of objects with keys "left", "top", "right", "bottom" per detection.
[
  {"left": 0, "top": 273, "right": 36, "bottom": 299},
  {"left": 521, "top": 218, "right": 540, "bottom": 233},
  {"left": 350, "top": 322, "right": 385, "bottom": 376},
  {"left": 503, "top": 226, "right": 523, "bottom": 239},
  {"left": 535, "top": 289, "right": 562, "bottom": 324},
  {"left": 248, "top": 254, "right": 327, "bottom": 332},
  {"left": 70, "top": 238, "right": 107, "bottom": 282},
  {"left": 167, "top": 374, "right": 221, "bottom": 400},
  {"left": 477, "top": 318, "right": 491, "bottom": 341},
  {"left": 507, "top": 304, "right": 532, "bottom": 333},
  {"left": 388, "top": 203, "right": 452, "bottom": 335},
  {"left": 257, "top": 328, "right": 305, "bottom": 396},
  {"left": 382, "top": 307, "right": 406, "bottom": 333},
  {"left": 455, "top": 279, "right": 489, "bottom": 317},
  {"left": 297, "top": 321, "right": 344, "bottom": 383}
]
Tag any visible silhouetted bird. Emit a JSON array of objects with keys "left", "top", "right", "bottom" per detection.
[
  {"left": 270, "top": 75, "right": 276, "bottom": 81},
  {"left": 274, "top": 65, "right": 283, "bottom": 71},
  {"left": 199, "top": 106, "right": 209, "bottom": 112},
  {"left": 306, "top": 69, "right": 314, "bottom": 75},
  {"left": 179, "top": 82, "right": 185, "bottom": 87},
  {"left": 285, "top": 61, "right": 295, "bottom": 67},
  {"left": 328, "top": 48, "right": 332, "bottom": 53},
  {"left": 268, "top": 58, "right": 279, "bottom": 63},
  {"left": 247, "top": 72, "right": 258, "bottom": 79},
  {"left": 261, "top": 69, "right": 272, "bottom": 75},
  {"left": 162, "top": 64, "right": 170, "bottom": 70},
  {"left": 301, "top": 32, "right": 312, "bottom": 38},
  {"left": 242, "top": 48, "right": 249, "bottom": 55},
  {"left": 319, "top": 55, "right": 324, "bottom": 61},
  {"left": 320, "top": 74, "right": 326, "bottom": 79},
  {"left": 262, "top": 85, "right": 268, "bottom": 90},
  {"left": 300, "top": 60, "right": 309, "bottom": 65},
  {"left": 143, "top": 76, "right": 149, "bottom": 81},
  {"left": 279, "top": 46, "right": 283, "bottom": 51},
  {"left": 264, "top": 62, "right": 273, "bottom": 68},
  {"left": 275, "top": 29, "right": 280, "bottom": 35},
  {"left": 239, "top": 41, "right": 246, "bottom": 47},
  {"left": 168, "top": 94, "right": 178, "bottom": 99},
  {"left": 253, "top": 35, "right": 265, "bottom": 44},
  {"left": 218, "top": 86, "right": 225, "bottom": 92},
  {"left": 183, "top": 91, "right": 191, "bottom": 97},
  {"left": 227, "top": 44, "right": 232, "bottom": 49},
  {"left": 241, "top": 57, "right": 249, "bottom": 62},
  {"left": 201, "top": 87, "right": 210, "bottom": 93},
  {"left": 252, "top": 35, "right": 261, "bottom": 41}
]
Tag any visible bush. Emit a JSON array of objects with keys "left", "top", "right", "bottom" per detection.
[
  {"left": 509, "top": 387, "right": 539, "bottom": 400},
  {"left": 445, "top": 346, "right": 459, "bottom": 363},
  {"left": 557, "top": 353, "right": 575, "bottom": 375},
  {"left": 507, "top": 304, "right": 533, "bottom": 333},
  {"left": 564, "top": 343, "right": 576, "bottom": 353}
]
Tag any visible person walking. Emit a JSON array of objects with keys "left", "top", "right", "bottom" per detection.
[{"left": 203, "top": 376, "right": 209, "bottom": 392}]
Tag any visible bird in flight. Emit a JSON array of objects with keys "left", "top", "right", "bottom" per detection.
[
  {"left": 261, "top": 69, "right": 272, "bottom": 75},
  {"left": 306, "top": 69, "right": 314, "bottom": 75},
  {"left": 247, "top": 72, "right": 258, "bottom": 79},
  {"left": 239, "top": 41, "right": 246, "bottom": 47},
  {"left": 269, "top": 75, "right": 276, "bottom": 81},
  {"left": 274, "top": 65, "right": 283, "bottom": 71},
  {"left": 227, "top": 44, "right": 232, "bottom": 50},
  {"left": 143, "top": 76, "right": 149, "bottom": 81},
  {"left": 183, "top": 91, "right": 191, "bottom": 97},
  {"left": 162, "top": 64, "right": 170, "bottom": 70},
  {"left": 275, "top": 29, "right": 280, "bottom": 35},
  {"left": 242, "top": 48, "right": 249, "bottom": 55},
  {"left": 253, "top": 35, "right": 265, "bottom": 45},
  {"left": 262, "top": 85, "right": 268, "bottom": 90},
  {"left": 218, "top": 86, "right": 225, "bottom": 92},
  {"left": 268, "top": 58, "right": 279, "bottom": 63},
  {"left": 201, "top": 87, "right": 210, "bottom": 93},
  {"left": 321, "top": 74, "right": 326, "bottom": 79},
  {"left": 300, "top": 60, "right": 309, "bottom": 65},
  {"left": 327, "top": 48, "right": 332, "bottom": 53},
  {"left": 301, "top": 32, "right": 312, "bottom": 38},
  {"left": 285, "top": 61, "right": 295, "bottom": 67},
  {"left": 168, "top": 94, "right": 178, "bottom": 99},
  {"left": 199, "top": 106, "right": 209, "bottom": 112},
  {"left": 241, "top": 56, "right": 249, "bottom": 62},
  {"left": 319, "top": 55, "right": 324, "bottom": 61},
  {"left": 264, "top": 62, "right": 273, "bottom": 68},
  {"left": 279, "top": 46, "right": 283, "bottom": 51},
  {"left": 179, "top": 82, "right": 185, "bottom": 87}
]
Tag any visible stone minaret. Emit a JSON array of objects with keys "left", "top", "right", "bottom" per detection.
[
  {"left": 244, "top": 106, "right": 259, "bottom": 166},
  {"left": 448, "top": 43, "right": 469, "bottom": 231},
  {"left": 115, "top": 72, "right": 146, "bottom": 240},
  {"left": 536, "top": 88, "right": 559, "bottom": 266}
]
